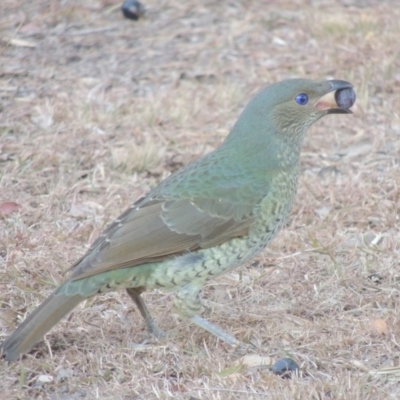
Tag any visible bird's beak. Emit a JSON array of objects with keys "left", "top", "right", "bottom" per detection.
[{"left": 315, "top": 80, "right": 356, "bottom": 114}]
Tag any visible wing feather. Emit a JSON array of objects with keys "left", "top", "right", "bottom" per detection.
[{"left": 68, "top": 181, "right": 264, "bottom": 281}]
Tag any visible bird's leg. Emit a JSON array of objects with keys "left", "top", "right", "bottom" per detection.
[
  {"left": 174, "top": 284, "right": 247, "bottom": 349},
  {"left": 126, "top": 288, "right": 167, "bottom": 338}
]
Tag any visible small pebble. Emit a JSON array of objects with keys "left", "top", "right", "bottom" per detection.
[
  {"left": 121, "top": 0, "right": 144, "bottom": 20},
  {"left": 271, "top": 357, "right": 299, "bottom": 379},
  {"left": 335, "top": 87, "right": 356, "bottom": 109}
]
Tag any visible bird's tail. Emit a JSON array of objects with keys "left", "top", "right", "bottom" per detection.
[{"left": 1, "top": 290, "right": 85, "bottom": 361}]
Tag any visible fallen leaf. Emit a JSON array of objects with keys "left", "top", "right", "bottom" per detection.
[
  {"left": 0, "top": 201, "right": 21, "bottom": 216},
  {"left": 37, "top": 374, "right": 53, "bottom": 383},
  {"left": 351, "top": 360, "right": 370, "bottom": 372},
  {"left": 371, "top": 319, "right": 388, "bottom": 335},
  {"left": 234, "top": 354, "right": 273, "bottom": 368},
  {"left": 315, "top": 205, "right": 331, "bottom": 219},
  {"left": 7, "top": 38, "right": 37, "bottom": 47}
]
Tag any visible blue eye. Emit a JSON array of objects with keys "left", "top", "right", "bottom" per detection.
[{"left": 295, "top": 93, "right": 308, "bottom": 105}]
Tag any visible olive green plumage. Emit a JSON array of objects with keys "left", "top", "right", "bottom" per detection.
[{"left": 1, "top": 79, "right": 355, "bottom": 361}]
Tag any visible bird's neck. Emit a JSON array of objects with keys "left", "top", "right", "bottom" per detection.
[{"left": 223, "top": 126, "right": 303, "bottom": 174}]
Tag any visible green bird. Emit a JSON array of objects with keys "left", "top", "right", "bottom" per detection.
[{"left": 1, "top": 79, "right": 355, "bottom": 361}]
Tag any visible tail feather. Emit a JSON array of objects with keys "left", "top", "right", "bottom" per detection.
[{"left": 1, "top": 291, "right": 85, "bottom": 361}]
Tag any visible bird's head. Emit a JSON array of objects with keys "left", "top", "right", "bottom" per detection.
[
  {"left": 225, "top": 79, "right": 355, "bottom": 162},
  {"left": 222, "top": 79, "right": 356, "bottom": 171},
  {"left": 267, "top": 79, "right": 356, "bottom": 137}
]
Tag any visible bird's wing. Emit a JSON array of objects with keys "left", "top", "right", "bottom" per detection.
[{"left": 67, "top": 194, "right": 257, "bottom": 281}]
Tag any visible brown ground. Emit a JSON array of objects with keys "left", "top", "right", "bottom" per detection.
[{"left": 1, "top": 0, "right": 400, "bottom": 398}]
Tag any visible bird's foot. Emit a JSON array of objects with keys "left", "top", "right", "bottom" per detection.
[
  {"left": 190, "top": 314, "right": 255, "bottom": 353},
  {"left": 233, "top": 341, "right": 257, "bottom": 356},
  {"left": 145, "top": 317, "right": 168, "bottom": 339},
  {"left": 134, "top": 319, "right": 167, "bottom": 347}
]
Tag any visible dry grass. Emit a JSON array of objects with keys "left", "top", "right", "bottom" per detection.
[{"left": 1, "top": 0, "right": 400, "bottom": 398}]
